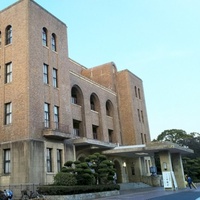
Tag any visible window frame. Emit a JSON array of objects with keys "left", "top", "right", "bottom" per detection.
[
  {"left": 46, "top": 148, "right": 52, "bottom": 172},
  {"left": 57, "top": 149, "right": 62, "bottom": 172},
  {"left": 51, "top": 33, "right": 56, "bottom": 51},
  {"left": 52, "top": 68, "right": 58, "bottom": 88},
  {"left": 5, "top": 102, "right": 12, "bottom": 125},
  {"left": 42, "top": 27, "right": 48, "bottom": 46},
  {"left": 54, "top": 105, "right": 59, "bottom": 129},
  {"left": 5, "top": 62, "right": 12, "bottom": 83},
  {"left": 44, "top": 103, "right": 50, "bottom": 128},
  {"left": 5, "top": 25, "right": 12, "bottom": 45},
  {"left": 43, "top": 63, "right": 49, "bottom": 84},
  {"left": 4, "top": 149, "right": 11, "bottom": 174}
]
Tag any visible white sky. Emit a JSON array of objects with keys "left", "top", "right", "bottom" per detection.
[{"left": 1, "top": 0, "right": 200, "bottom": 140}]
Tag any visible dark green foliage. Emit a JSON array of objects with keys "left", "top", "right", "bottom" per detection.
[
  {"left": 64, "top": 161, "right": 74, "bottom": 167},
  {"left": 54, "top": 153, "right": 116, "bottom": 186},
  {"left": 37, "top": 184, "right": 120, "bottom": 195},
  {"left": 74, "top": 160, "right": 81, "bottom": 165},
  {"left": 53, "top": 172, "right": 77, "bottom": 186}
]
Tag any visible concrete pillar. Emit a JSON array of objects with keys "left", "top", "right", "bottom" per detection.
[
  {"left": 171, "top": 153, "right": 186, "bottom": 188},
  {"left": 159, "top": 151, "right": 173, "bottom": 171},
  {"left": 121, "top": 160, "right": 129, "bottom": 183}
]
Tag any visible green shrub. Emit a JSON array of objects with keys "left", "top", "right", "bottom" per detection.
[
  {"left": 64, "top": 161, "right": 74, "bottom": 167},
  {"left": 37, "top": 184, "right": 120, "bottom": 195},
  {"left": 53, "top": 172, "right": 77, "bottom": 186}
]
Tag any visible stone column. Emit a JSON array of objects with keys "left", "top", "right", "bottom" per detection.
[{"left": 171, "top": 153, "right": 186, "bottom": 188}]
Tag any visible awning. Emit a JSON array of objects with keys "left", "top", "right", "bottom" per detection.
[{"left": 101, "top": 141, "right": 194, "bottom": 158}]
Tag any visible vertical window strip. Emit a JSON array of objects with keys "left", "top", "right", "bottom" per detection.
[
  {"left": 42, "top": 28, "right": 47, "bottom": 46},
  {"left": 141, "top": 133, "right": 144, "bottom": 144},
  {"left": 44, "top": 103, "right": 50, "bottom": 128},
  {"left": 54, "top": 105, "right": 59, "bottom": 129},
  {"left": 137, "top": 109, "right": 141, "bottom": 122},
  {"left": 5, "top": 102, "right": 12, "bottom": 125},
  {"left": 51, "top": 34, "right": 56, "bottom": 51},
  {"left": 57, "top": 149, "right": 62, "bottom": 172},
  {"left": 53, "top": 68, "right": 58, "bottom": 87},
  {"left": 6, "top": 62, "right": 12, "bottom": 83},
  {"left": 43, "top": 64, "right": 48, "bottom": 84},
  {"left": 141, "top": 110, "right": 144, "bottom": 123},
  {"left": 6, "top": 26, "right": 12, "bottom": 45},
  {"left": 46, "top": 148, "right": 52, "bottom": 172},
  {"left": 4, "top": 149, "right": 11, "bottom": 174}
]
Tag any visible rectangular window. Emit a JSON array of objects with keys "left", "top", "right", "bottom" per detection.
[
  {"left": 108, "top": 129, "right": 113, "bottom": 143},
  {"left": 73, "top": 120, "right": 80, "bottom": 136},
  {"left": 141, "top": 133, "right": 144, "bottom": 144},
  {"left": 53, "top": 68, "right": 58, "bottom": 88},
  {"left": 93, "top": 125, "right": 98, "bottom": 140},
  {"left": 137, "top": 109, "right": 141, "bottom": 122},
  {"left": 141, "top": 110, "right": 144, "bottom": 123},
  {"left": 43, "top": 64, "right": 49, "bottom": 84},
  {"left": 4, "top": 149, "right": 11, "bottom": 174},
  {"left": 46, "top": 148, "right": 52, "bottom": 172},
  {"left": 5, "top": 62, "right": 12, "bottom": 83},
  {"left": 57, "top": 149, "right": 62, "bottom": 172},
  {"left": 44, "top": 103, "right": 50, "bottom": 128},
  {"left": 5, "top": 102, "right": 12, "bottom": 125},
  {"left": 144, "top": 134, "right": 147, "bottom": 143},
  {"left": 54, "top": 106, "right": 59, "bottom": 129}
]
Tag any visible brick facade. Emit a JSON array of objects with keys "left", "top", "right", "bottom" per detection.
[{"left": 0, "top": 0, "right": 151, "bottom": 186}]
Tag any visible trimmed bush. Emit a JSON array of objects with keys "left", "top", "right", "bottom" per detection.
[
  {"left": 53, "top": 172, "right": 77, "bottom": 186},
  {"left": 37, "top": 184, "right": 120, "bottom": 195}
]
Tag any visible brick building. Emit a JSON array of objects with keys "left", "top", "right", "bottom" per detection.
[{"left": 0, "top": 0, "right": 152, "bottom": 186}]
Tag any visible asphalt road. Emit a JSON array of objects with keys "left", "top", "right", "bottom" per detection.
[{"left": 95, "top": 186, "right": 200, "bottom": 200}]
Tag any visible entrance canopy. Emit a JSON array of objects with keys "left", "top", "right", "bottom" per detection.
[{"left": 102, "top": 141, "right": 194, "bottom": 158}]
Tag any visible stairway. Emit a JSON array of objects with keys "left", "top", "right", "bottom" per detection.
[{"left": 119, "top": 182, "right": 151, "bottom": 190}]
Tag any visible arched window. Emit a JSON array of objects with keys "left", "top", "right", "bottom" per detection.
[
  {"left": 90, "top": 95, "right": 95, "bottom": 111},
  {"left": 71, "top": 85, "right": 83, "bottom": 106},
  {"left": 51, "top": 33, "right": 56, "bottom": 51},
  {"left": 5, "top": 25, "right": 12, "bottom": 45},
  {"left": 42, "top": 27, "right": 48, "bottom": 46},
  {"left": 106, "top": 100, "right": 113, "bottom": 117}
]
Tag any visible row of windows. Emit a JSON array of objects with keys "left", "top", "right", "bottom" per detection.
[
  {"left": 2, "top": 61, "right": 58, "bottom": 87},
  {"left": 3, "top": 93, "right": 113, "bottom": 126},
  {"left": 42, "top": 27, "right": 57, "bottom": 51},
  {"left": 73, "top": 120, "right": 114, "bottom": 142},
  {"left": 43, "top": 63, "right": 58, "bottom": 87},
  {"left": 134, "top": 86, "right": 141, "bottom": 99},
  {"left": 44, "top": 103, "right": 59, "bottom": 129},
  {"left": 141, "top": 133, "right": 147, "bottom": 144},
  {"left": 0, "top": 26, "right": 57, "bottom": 51},
  {"left": 137, "top": 108, "right": 144, "bottom": 123},
  {"left": 71, "top": 86, "right": 114, "bottom": 117},
  {"left": 2, "top": 148, "right": 62, "bottom": 174},
  {"left": 47, "top": 148, "right": 62, "bottom": 173}
]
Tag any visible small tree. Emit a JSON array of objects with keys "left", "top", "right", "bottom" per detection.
[{"left": 58, "top": 153, "right": 116, "bottom": 186}]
